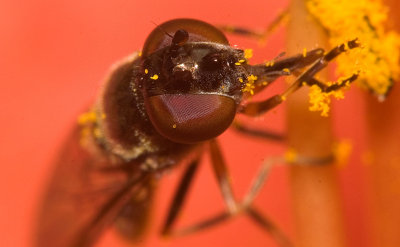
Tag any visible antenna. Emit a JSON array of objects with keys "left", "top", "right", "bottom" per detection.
[{"left": 150, "top": 20, "right": 173, "bottom": 38}]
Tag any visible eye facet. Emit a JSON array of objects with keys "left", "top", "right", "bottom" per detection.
[{"left": 145, "top": 94, "right": 236, "bottom": 144}]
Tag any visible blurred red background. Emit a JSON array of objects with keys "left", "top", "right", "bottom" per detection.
[{"left": 0, "top": 0, "right": 369, "bottom": 246}]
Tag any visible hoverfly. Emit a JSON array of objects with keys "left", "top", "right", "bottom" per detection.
[{"left": 36, "top": 18, "right": 359, "bottom": 247}]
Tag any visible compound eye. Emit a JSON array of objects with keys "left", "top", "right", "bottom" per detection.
[
  {"left": 142, "top": 19, "right": 228, "bottom": 57},
  {"left": 145, "top": 94, "right": 236, "bottom": 144}
]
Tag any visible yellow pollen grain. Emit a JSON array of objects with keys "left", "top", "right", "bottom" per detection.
[
  {"left": 78, "top": 111, "right": 97, "bottom": 125},
  {"left": 150, "top": 74, "right": 159, "bottom": 80},
  {"left": 239, "top": 77, "right": 244, "bottom": 83},
  {"left": 262, "top": 81, "right": 268, "bottom": 86},
  {"left": 247, "top": 74, "right": 258, "bottom": 81},
  {"left": 265, "top": 61, "right": 275, "bottom": 67},
  {"left": 235, "top": 62, "right": 241, "bottom": 65},
  {"left": 244, "top": 83, "right": 255, "bottom": 95},
  {"left": 239, "top": 59, "right": 245, "bottom": 63},
  {"left": 138, "top": 51, "right": 142, "bottom": 57},
  {"left": 244, "top": 49, "right": 253, "bottom": 59},
  {"left": 144, "top": 69, "right": 148, "bottom": 74},
  {"left": 303, "top": 48, "right": 307, "bottom": 57},
  {"left": 172, "top": 124, "right": 177, "bottom": 129}
]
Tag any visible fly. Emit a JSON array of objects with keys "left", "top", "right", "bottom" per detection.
[{"left": 36, "top": 18, "right": 360, "bottom": 247}]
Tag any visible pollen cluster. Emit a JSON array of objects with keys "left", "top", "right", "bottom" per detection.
[
  {"left": 242, "top": 74, "right": 257, "bottom": 95},
  {"left": 308, "top": 84, "right": 345, "bottom": 117},
  {"left": 307, "top": 0, "right": 400, "bottom": 99},
  {"left": 78, "top": 110, "right": 105, "bottom": 146}
]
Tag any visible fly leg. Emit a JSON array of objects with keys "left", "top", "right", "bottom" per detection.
[
  {"left": 161, "top": 139, "right": 238, "bottom": 237},
  {"left": 234, "top": 38, "right": 360, "bottom": 221},
  {"left": 280, "top": 39, "right": 361, "bottom": 95},
  {"left": 161, "top": 139, "right": 294, "bottom": 247},
  {"left": 239, "top": 71, "right": 359, "bottom": 117},
  {"left": 241, "top": 155, "right": 333, "bottom": 211},
  {"left": 246, "top": 207, "right": 294, "bottom": 247},
  {"left": 173, "top": 147, "right": 294, "bottom": 247},
  {"left": 208, "top": 139, "right": 238, "bottom": 213},
  {"left": 231, "top": 48, "right": 328, "bottom": 141},
  {"left": 231, "top": 120, "right": 285, "bottom": 142},
  {"left": 218, "top": 8, "right": 289, "bottom": 41},
  {"left": 233, "top": 39, "right": 359, "bottom": 140},
  {"left": 161, "top": 157, "right": 201, "bottom": 236},
  {"left": 237, "top": 154, "right": 334, "bottom": 247},
  {"left": 241, "top": 39, "right": 360, "bottom": 117},
  {"left": 240, "top": 156, "right": 294, "bottom": 247},
  {"left": 246, "top": 48, "right": 326, "bottom": 94}
]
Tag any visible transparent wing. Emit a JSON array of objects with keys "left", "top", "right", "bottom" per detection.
[{"left": 36, "top": 126, "right": 152, "bottom": 247}]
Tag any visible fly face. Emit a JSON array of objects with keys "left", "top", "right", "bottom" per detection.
[{"left": 138, "top": 20, "right": 249, "bottom": 144}]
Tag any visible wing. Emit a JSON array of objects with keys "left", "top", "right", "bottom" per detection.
[{"left": 35, "top": 126, "right": 153, "bottom": 247}]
